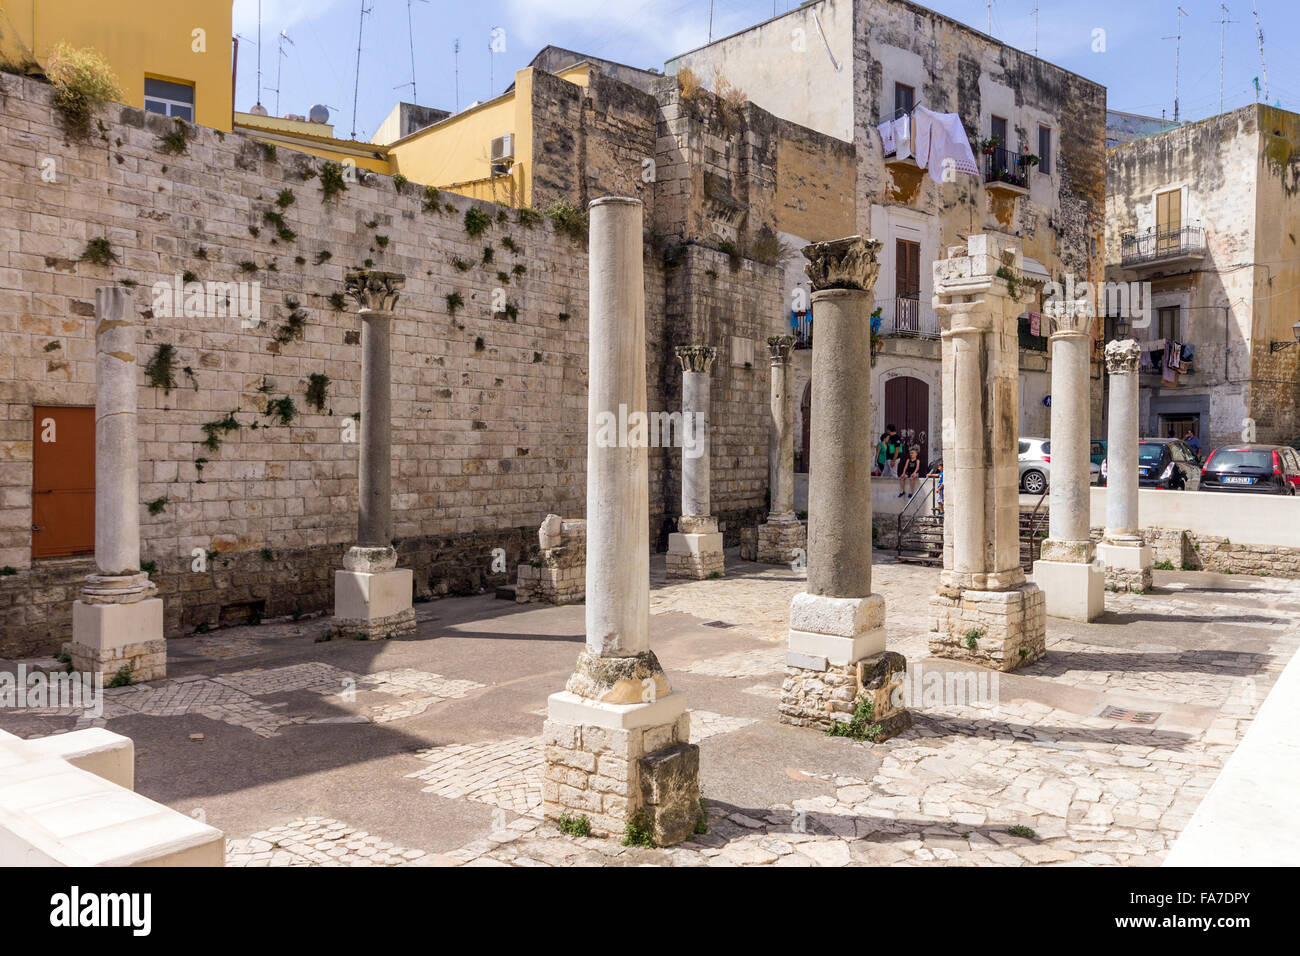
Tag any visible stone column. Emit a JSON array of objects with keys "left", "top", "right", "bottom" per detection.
[
  {"left": 66, "top": 287, "right": 167, "bottom": 683},
  {"left": 331, "top": 270, "right": 415, "bottom": 639},
  {"left": 666, "top": 345, "right": 724, "bottom": 580},
  {"left": 756, "top": 335, "right": 806, "bottom": 564},
  {"left": 929, "top": 236, "right": 1047, "bottom": 671},
  {"left": 1097, "top": 339, "right": 1152, "bottom": 592},
  {"left": 1031, "top": 313, "right": 1105, "bottom": 620},
  {"left": 543, "top": 198, "right": 700, "bottom": 846},
  {"left": 779, "top": 237, "right": 911, "bottom": 740}
]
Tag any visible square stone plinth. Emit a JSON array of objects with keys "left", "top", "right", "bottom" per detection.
[
  {"left": 66, "top": 598, "right": 166, "bottom": 683},
  {"left": 665, "top": 532, "right": 724, "bottom": 580},
  {"left": 332, "top": 568, "right": 416, "bottom": 639},
  {"left": 756, "top": 517, "right": 805, "bottom": 565},
  {"left": 929, "top": 583, "right": 1046, "bottom": 671},
  {"left": 1097, "top": 541, "right": 1154, "bottom": 593},
  {"left": 1031, "top": 558, "right": 1105, "bottom": 622},
  {"left": 542, "top": 691, "right": 701, "bottom": 846}
]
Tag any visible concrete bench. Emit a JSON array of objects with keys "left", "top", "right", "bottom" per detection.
[{"left": 0, "top": 728, "right": 224, "bottom": 866}]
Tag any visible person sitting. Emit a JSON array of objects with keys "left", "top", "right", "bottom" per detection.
[{"left": 899, "top": 446, "right": 922, "bottom": 497}]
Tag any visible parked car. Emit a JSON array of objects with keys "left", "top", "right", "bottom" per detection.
[
  {"left": 1099, "top": 437, "right": 1202, "bottom": 490},
  {"left": 1200, "top": 444, "right": 1300, "bottom": 495},
  {"left": 1090, "top": 440, "right": 1107, "bottom": 467},
  {"left": 1018, "top": 438, "right": 1050, "bottom": 495}
]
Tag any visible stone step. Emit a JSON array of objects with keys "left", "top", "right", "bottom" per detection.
[{"left": 494, "top": 585, "right": 517, "bottom": 601}]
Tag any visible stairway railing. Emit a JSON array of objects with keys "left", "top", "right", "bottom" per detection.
[{"left": 896, "top": 475, "right": 938, "bottom": 560}]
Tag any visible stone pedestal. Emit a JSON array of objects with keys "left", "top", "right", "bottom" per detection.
[
  {"left": 544, "top": 198, "right": 699, "bottom": 846},
  {"left": 66, "top": 288, "right": 165, "bottom": 684},
  {"left": 1100, "top": 340, "right": 1152, "bottom": 593},
  {"left": 927, "top": 236, "right": 1046, "bottom": 671},
  {"left": 667, "top": 346, "right": 723, "bottom": 579},
  {"left": 757, "top": 335, "right": 803, "bottom": 564},
  {"left": 779, "top": 237, "right": 910, "bottom": 740},
  {"left": 1031, "top": 320, "right": 1105, "bottom": 621},
  {"left": 517, "top": 515, "right": 586, "bottom": 604},
  {"left": 333, "top": 271, "right": 414, "bottom": 638}
]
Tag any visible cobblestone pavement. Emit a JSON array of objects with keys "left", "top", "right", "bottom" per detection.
[{"left": 5, "top": 555, "right": 1297, "bottom": 867}]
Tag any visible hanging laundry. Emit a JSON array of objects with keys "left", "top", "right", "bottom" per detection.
[
  {"left": 1165, "top": 340, "right": 1182, "bottom": 372},
  {"left": 877, "top": 119, "right": 895, "bottom": 154},
  {"left": 1029, "top": 312, "right": 1042, "bottom": 337},
  {"left": 911, "top": 106, "right": 979, "bottom": 184}
]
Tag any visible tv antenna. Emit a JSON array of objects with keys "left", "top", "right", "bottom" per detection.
[
  {"left": 1251, "top": 0, "right": 1269, "bottom": 102},
  {"left": 393, "top": 0, "right": 430, "bottom": 106},
  {"left": 1218, "top": 5, "right": 1237, "bottom": 115},
  {"left": 454, "top": 38, "right": 461, "bottom": 111},
  {"left": 1163, "top": 6, "right": 1188, "bottom": 122},
  {"left": 256, "top": 0, "right": 263, "bottom": 107},
  {"left": 350, "top": 1, "right": 373, "bottom": 139},
  {"left": 1032, "top": 2, "right": 1038, "bottom": 55},
  {"left": 273, "top": 30, "right": 294, "bottom": 117}
]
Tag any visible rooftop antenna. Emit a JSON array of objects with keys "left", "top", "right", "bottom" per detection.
[
  {"left": 454, "top": 38, "right": 461, "bottom": 111},
  {"left": 398, "top": 0, "right": 430, "bottom": 106},
  {"left": 1218, "top": 5, "right": 1237, "bottom": 116},
  {"left": 1032, "top": 2, "right": 1038, "bottom": 55},
  {"left": 710, "top": 1, "right": 715, "bottom": 42},
  {"left": 1163, "top": 6, "right": 1188, "bottom": 123},
  {"left": 1251, "top": 0, "right": 1269, "bottom": 102},
  {"left": 255, "top": 0, "right": 263, "bottom": 107},
  {"left": 987, "top": 0, "right": 992, "bottom": 35},
  {"left": 273, "top": 30, "right": 293, "bottom": 116},
  {"left": 350, "top": 1, "right": 373, "bottom": 139}
]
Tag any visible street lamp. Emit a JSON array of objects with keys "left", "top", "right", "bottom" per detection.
[
  {"left": 1115, "top": 315, "right": 1131, "bottom": 340},
  {"left": 1270, "top": 319, "right": 1300, "bottom": 353}
]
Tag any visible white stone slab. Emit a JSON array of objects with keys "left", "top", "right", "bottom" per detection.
[
  {"left": 1030, "top": 559, "right": 1105, "bottom": 622},
  {"left": 334, "top": 568, "right": 413, "bottom": 622},
  {"left": 546, "top": 690, "right": 687, "bottom": 730}
]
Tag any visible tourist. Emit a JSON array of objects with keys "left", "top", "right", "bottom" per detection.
[
  {"left": 926, "top": 458, "right": 944, "bottom": 512},
  {"left": 878, "top": 424, "right": 902, "bottom": 477},
  {"left": 899, "top": 446, "right": 922, "bottom": 497}
]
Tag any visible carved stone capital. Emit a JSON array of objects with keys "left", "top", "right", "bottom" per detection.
[
  {"left": 675, "top": 345, "right": 717, "bottom": 374},
  {"left": 345, "top": 269, "right": 405, "bottom": 314},
  {"left": 801, "top": 236, "right": 881, "bottom": 292},
  {"left": 1104, "top": 338, "right": 1141, "bottom": 375},
  {"left": 766, "top": 335, "right": 795, "bottom": 365}
]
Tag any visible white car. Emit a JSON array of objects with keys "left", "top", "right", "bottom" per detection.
[{"left": 1018, "top": 438, "right": 1051, "bottom": 495}]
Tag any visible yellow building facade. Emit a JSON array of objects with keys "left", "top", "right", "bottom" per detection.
[{"left": 0, "top": 0, "right": 234, "bottom": 130}]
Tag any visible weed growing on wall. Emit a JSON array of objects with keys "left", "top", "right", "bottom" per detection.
[{"left": 45, "top": 42, "right": 121, "bottom": 140}]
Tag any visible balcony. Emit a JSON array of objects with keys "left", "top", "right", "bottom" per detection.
[
  {"left": 1120, "top": 225, "right": 1206, "bottom": 271},
  {"left": 983, "top": 146, "right": 1030, "bottom": 196},
  {"left": 791, "top": 310, "right": 812, "bottom": 349},
  {"left": 1018, "top": 314, "right": 1049, "bottom": 352},
  {"left": 879, "top": 295, "right": 940, "bottom": 338}
]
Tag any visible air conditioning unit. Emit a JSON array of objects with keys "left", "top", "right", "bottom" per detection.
[{"left": 490, "top": 133, "right": 514, "bottom": 163}]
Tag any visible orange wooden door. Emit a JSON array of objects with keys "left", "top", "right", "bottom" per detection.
[{"left": 31, "top": 405, "right": 95, "bottom": 558}]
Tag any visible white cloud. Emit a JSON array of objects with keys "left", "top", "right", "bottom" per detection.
[{"left": 232, "top": 0, "right": 342, "bottom": 39}]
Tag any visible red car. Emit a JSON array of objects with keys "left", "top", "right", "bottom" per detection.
[{"left": 1200, "top": 444, "right": 1300, "bottom": 495}]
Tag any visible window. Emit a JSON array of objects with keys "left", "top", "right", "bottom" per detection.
[
  {"left": 893, "top": 83, "right": 914, "bottom": 119},
  {"left": 990, "top": 115, "right": 1008, "bottom": 148},
  {"left": 144, "top": 77, "right": 194, "bottom": 121},
  {"left": 1037, "top": 125, "right": 1051, "bottom": 174},
  {"left": 1157, "top": 306, "right": 1180, "bottom": 341}
]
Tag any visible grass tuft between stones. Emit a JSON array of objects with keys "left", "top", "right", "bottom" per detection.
[{"left": 557, "top": 812, "right": 591, "bottom": 838}]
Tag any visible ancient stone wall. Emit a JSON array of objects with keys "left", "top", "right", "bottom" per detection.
[{"left": 0, "top": 72, "right": 778, "bottom": 654}]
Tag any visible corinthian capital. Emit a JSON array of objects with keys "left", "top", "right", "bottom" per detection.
[
  {"left": 345, "top": 269, "right": 405, "bottom": 314},
  {"left": 767, "top": 335, "right": 795, "bottom": 365},
  {"left": 801, "top": 236, "right": 881, "bottom": 293},
  {"left": 675, "top": 345, "right": 717, "bottom": 374},
  {"left": 1104, "top": 338, "right": 1141, "bottom": 375}
]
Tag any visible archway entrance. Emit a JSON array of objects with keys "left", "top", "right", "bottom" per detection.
[{"left": 884, "top": 376, "right": 930, "bottom": 468}]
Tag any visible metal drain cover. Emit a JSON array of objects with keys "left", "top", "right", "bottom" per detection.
[{"left": 1100, "top": 706, "right": 1161, "bottom": 724}]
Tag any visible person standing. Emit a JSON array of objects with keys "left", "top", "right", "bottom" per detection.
[
  {"left": 878, "top": 424, "right": 902, "bottom": 477},
  {"left": 1183, "top": 428, "right": 1202, "bottom": 460}
]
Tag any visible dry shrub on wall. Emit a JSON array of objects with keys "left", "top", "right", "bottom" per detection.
[
  {"left": 676, "top": 65, "right": 704, "bottom": 103},
  {"left": 45, "top": 42, "right": 122, "bottom": 140}
]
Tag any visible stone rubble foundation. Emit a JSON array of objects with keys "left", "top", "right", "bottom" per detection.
[
  {"left": 755, "top": 516, "right": 806, "bottom": 565},
  {"left": 929, "top": 583, "right": 1046, "bottom": 672},
  {"left": 516, "top": 518, "right": 586, "bottom": 605},
  {"left": 779, "top": 650, "right": 912, "bottom": 740}
]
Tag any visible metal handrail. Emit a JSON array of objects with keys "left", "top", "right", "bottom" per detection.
[
  {"left": 1022, "top": 488, "right": 1049, "bottom": 570},
  {"left": 895, "top": 474, "right": 939, "bottom": 560}
]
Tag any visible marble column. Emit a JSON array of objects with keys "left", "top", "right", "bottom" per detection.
[
  {"left": 778, "top": 236, "right": 911, "bottom": 740},
  {"left": 1097, "top": 339, "right": 1152, "bottom": 592},
  {"left": 543, "top": 198, "right": 700, "bottom": 846},
  {"left": 666, "top": 345, "right": 724, "bottom": 580},
  {"left": 331, "top": 270, "right": 415, "bottom": 639},
  {"left": 66, "top": 287, "right": 167, "bottom": 683},
  {"left": 1031, "top": 313, "right": 1105, "bottom": 620},
  {"left": 756, "top": 335, "right": 805, "bottom": 563},
  {"left": 929, "top": 235, "right": 1047, "bottom": 671}
]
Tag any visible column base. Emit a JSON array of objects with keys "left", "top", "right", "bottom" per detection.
[
  {"left": 929, "top": 582, "right": 1046, "bottom": 672},
  {"left": 66, "top": 598, "right": 166, "bottom": 683},
  {"left": 332, "top": 568, "right": 416, "bottom": 639},
  {"left": 778, "top": 593, "right": 911, "bottom": 739},
  {"left": 665, "top": 531, "right": 724, "bottom": 579},
  {"left": 756, "top": 514, "right": 805, "bottom": 565},
  {"left": 1098, "top": 540, "right": 1154, "bottom": 593},
  {"left": 542, "top": 691, "right": 700, "bottom": 847},
  {"left": 1031, "top": 556, "right": 1105, "bottom": 622}
]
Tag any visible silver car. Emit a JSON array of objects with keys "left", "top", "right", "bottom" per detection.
[{"left": 1018, "top": 438, "right": 1050, "bottom": 495}]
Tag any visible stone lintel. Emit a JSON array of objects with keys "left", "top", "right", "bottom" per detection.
[
  {"left": 788, "top": 629, "right": 885, "bottom": 666},
  {"left": 788, "top": 592, "right": 884, "bottom": 637},
  {"left": 1039, "top": 538, "right": 1095, "bottom": 563},
  {"left": 676, "top": 514, "right": 718, "bottom": 535},
  {"left": 342, "top": 545, "right": 398, "bottom": 573}
]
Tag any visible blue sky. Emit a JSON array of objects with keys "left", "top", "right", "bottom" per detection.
[{"left": 231, "top": 0, "right": 1300, "bottom": 141}]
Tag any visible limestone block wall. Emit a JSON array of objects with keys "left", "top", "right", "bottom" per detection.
[{"left": 0, "top": 73, "right": 778, "bottom": 654}]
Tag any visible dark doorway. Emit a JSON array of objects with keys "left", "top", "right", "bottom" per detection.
[
  {"left": 798, "top": 381, "right": 812, "bottom": 473},
  {"left": 884, "top": 376, "right": 930, "bottom": 467}
]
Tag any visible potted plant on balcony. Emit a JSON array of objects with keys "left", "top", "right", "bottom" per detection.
[{"left": 979, "top": 135, "right": 1001, "bottom": 155}]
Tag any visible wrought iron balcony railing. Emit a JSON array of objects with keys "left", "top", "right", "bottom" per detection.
[
  {"left": 1120, "top": 225, "right": 1206, "bottom": 267},
  {"left": 983, "top": 146, "right": 1030, "bottom": 189}
]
